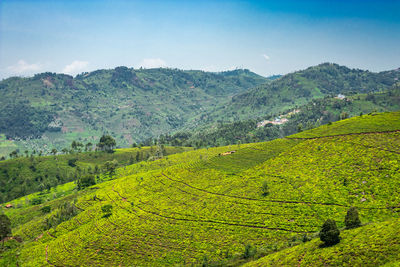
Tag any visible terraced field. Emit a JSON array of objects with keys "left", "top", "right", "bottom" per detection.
[{"left": 1, "top": 111, "right": 400, "bottom": 266}]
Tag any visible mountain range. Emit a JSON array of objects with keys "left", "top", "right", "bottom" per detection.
[{"left": 0, "top": 63, "right": 399, "bottom": 157}]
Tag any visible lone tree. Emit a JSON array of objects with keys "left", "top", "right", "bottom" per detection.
[
  {"left": 97, "top": 135, "right": 116, "bottom": 153},
  {"left": 345, "top": 207, "right": 361, "bottom": 229},
  {"left": 0, "top": 214, "right": 12, "bottom": 247},
  {"left": 319, "top": 219, "right": 340, "bottom": 246}
]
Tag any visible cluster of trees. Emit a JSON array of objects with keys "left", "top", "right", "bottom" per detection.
[
  {"left": 0, "top": 103, "right": 58, "bottom": 140},
  {"left": 2, "top": 135, "right": 116, "bottom": 161},
  {"left": 319, "top": 207, "right": 361, "bottom": 246}
]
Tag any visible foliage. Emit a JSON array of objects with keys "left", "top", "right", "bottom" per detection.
[
  {"left": 1, "top": 112, "right": 400, "bottom": 266},
  {"left": 40, "top": 206, "right": 51, "bottom": 214},
  {"left": 261, "top": 181, "right": 269, "bottom": 196},
  {"left": 0, "top": 146, "right": 190, "bottom": 203},
  {"left": 243, "top": 244, "right": 257, "bottom": 259},
  {"left": 345, "top": 207, "right": 361, "bottom": 229},
  {"left": 319, "top": 219, "right": 340, "bottom": 246},
  {"left": 77, "top": 174, "right": 96, "bottom": 190},
  {"left": 245, "top": 219, "right": 400, "bottom": 267},
  {"left": 0, "top": 214, "right": 11, "bottom": 245},
  {"left": 97, "top": 135, "right": 116, "bottom": 153},
  {"left": 43, "top": 201, "right": 79, "bottom": 230},
  {"left": 0, "top": 68, "right": 267, "bottom": 155}
]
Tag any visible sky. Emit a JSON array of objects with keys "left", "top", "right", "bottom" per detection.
[{"left": 0, "top": 0, "right": 399, "bottom": 79}]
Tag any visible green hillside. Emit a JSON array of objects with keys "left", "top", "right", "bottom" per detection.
[
  {"left": 203, "top": 63, "right": 400, "bottom": 123},
  {"left": 1, "top": 111, "right": 399, "bottom": 266},
  {"left": 0, "top": 146, "right": 191, "bottom": 204},
  {"left": 1, "top": 63, "right": 399, "bottom": 159},
  {"left": 245, "top": 218, "right": 400, "bottom": 267},
  {"left": 0, "top": 67, "right": 268, "bottom": 157},
  {"left": 156, "top": 83, "right": 400, "bottom": 147}
]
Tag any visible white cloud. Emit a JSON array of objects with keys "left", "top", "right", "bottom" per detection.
[
  {"left": 262, "top": 54, "right": 270, "bottom": 61},
  {"left": 7, "top": 60, "right": 42, "bottom": 75},
  {"left": 138, "top": 58, "right": 167, "bottom": 69},
  {"left": 62, "top": 60, "right": 89, "bottom": 75}
]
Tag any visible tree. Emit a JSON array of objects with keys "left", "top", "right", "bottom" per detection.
[
  {"left": 0, "top": 214, "right": 12, "bottom": 247},
  {"left": 77, "top": 174, "right": 96, "bottom": 190},
  {"left": 261, "top": 181, "right": 270, "bottom": 196},
  {"left": 319, "top": 219, "right": 340, "bottom": 246},
  {"left": 51, "top": 148, "right": 57, "bottom": 156},
  {"left": 104, "top": 160, "right": 118, "bottom": 176},
  {"left": 345, "top": 207, "right": 361, "bottom": 229},
  {"left": 85, "top": 142, "right": 93, "bottom": 152},
  {"left": 97, "top": 135, "right": 116, "bottom": 153}
]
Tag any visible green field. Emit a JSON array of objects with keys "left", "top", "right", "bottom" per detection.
[{"left": 1, "top": 111, "right": 400, "bottom": 266}]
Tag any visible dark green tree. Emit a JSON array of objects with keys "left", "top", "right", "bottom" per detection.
[
  {"left": 261, "top": 181, "right": 270, "bottom": 196},
  {"left": 104, "top": 160, "right": 118, "bottom": 176},
  {"left": 345, "top": 207, "right": 361, "bottom": 229},
  {"left": 0, "top": 214, "right": 12, "bottom": 247},
  {"left": 97, "top": 135, "right": 116, "bottom": 153},
  {"left": 319, "top": 219, "right": 340, "bottom": 246},
  {"left": 77, "top": 174, "right": 96, "bottom": 190}
]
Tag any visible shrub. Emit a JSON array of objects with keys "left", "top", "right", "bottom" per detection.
[
  {"left": 77, "top": 174, "right": 96, "bottom": 190},
  {"left": 0, "top": 214, "right": 12, "bottom": 246},
  {"left": 68, "top": 158, "right": 77, "bottom": 167},
  {"left": 101, "top": 204, "right": 113, "bottom": 218},
  {"left": 319, "top": 219, "right": 340, "bottom": 246},
  {"left": 31, "top": 197, "right": 43, "bottom": 205},
  {"left": 345, "top": 207, "right": 361, "bottom": 229},
  {"left": 261, "top": 181, "right": 270, "bottom": 196},
  {"left": 40, "top": 206, "right": 51, "bottom": 214},
  {"left": 44, "top": 201, "right": 79, "bottom": 230},
  {"left": 243, "top": 244, "right": 256, "bottom": 259}
]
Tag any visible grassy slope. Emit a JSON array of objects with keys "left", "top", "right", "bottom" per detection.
[
  {"left": 245, "top": 218, "right": 400, "bottom": 267},
  {"left": 0, "top": 146, "right": 191, "bottom": 204},
  {"left": 1, "top": 112, "right": 400, "bottom": 266},
  {"left": 289, "top": 111, "right": 400, "bottom": 138}
]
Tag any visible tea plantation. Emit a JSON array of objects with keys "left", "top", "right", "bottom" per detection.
[{"left": 1, "top": 111, "right": 400, "bottom": 266}]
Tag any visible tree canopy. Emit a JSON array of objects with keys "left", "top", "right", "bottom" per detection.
[{"left": 97, "top": 135, "right": 116, "bottom": 153}]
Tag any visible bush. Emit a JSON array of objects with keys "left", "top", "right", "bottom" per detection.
[
  {"left": 243, "top": 244, "right": 256, "bottom": 259},
  {"left": 319, "top": 219, "right": 340, "bottom": 246},
  {"left": 0, "top": 214, "right": 12, "bottom": 246},
  {"left": 31, "top": 197, "right": 43, "bottom": 205},
  {"left": 44, "top": 201, "right": 79, "bottom": 230},
  {"left": 68, "top": 158, "right": 77, "bottom": 167},
  {"left": 261, "top": 181, "right": 270, "bottom": 196},
  {"left": 101, "top": 204, "right": 113, "bottom": 218},
  {"left": 40, "top": 206, "right": 51, "bottom": 214},
  {"left": 345, "top": 207, "right": 361, "bottom": 229},
  {"left": 77, "top": 174, "right": 96, "bottom": 190}
]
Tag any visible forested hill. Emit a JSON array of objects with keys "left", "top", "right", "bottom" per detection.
[
  {"left": 202, "top": 63, "right": 400, "bottom": 123},
  {"left": 0, "top": 67, "right": 268, "bottom": 155}
]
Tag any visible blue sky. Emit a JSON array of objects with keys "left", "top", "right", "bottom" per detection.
[{"left": 0, "top": 0, "right": 399, "bottom": 79}]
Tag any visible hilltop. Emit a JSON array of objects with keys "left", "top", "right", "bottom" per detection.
[{"left": 1, "top": 111, "right": 399, "bottom": 266}]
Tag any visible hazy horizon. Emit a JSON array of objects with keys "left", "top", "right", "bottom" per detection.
[{"left": 1, "top": 0, "right": 399, "bottom": 79}]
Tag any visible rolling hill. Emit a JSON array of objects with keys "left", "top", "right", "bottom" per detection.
[
  {"left": 1, "top": 63, "right": 399, "bottom": 159},
  {"left": 155, "top": 81, "right": 400, "bottom": 148},
  {"left": 1, "top": 111, "right": 400, "bottom": 266},
  {"left": 202, "top": 63, "right": 400, "bottom": 123},
  {"left": 0, "top": 67, "right": 268, "bottom": 157}
]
